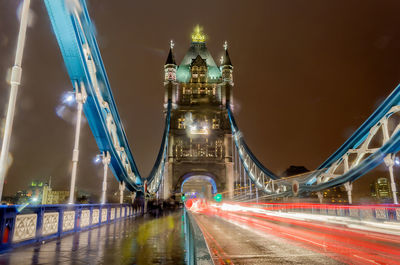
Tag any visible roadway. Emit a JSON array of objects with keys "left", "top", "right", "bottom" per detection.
[{"left": 192, "top": 205, "right": 400, "bottom": 265}]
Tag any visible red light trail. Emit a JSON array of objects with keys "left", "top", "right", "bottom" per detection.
[{"left": 187, "top": 200, "right": 400, "bottom": 265}]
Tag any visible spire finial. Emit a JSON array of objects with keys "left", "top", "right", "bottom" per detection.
[
  {"left": 223, "top": 41, "right": 228, "bottom": 51},
  {"left": 170, "top": 40, "right": 175, "bottom": 49},
  {"left": 191, "top": 25, "right": 206, "bottom": 42}
]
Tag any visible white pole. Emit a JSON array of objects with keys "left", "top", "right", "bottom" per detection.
[
  {"left": 248, "top": 171, "right": 251, "bottom": 198},
  {"left": 317, "top": 191, "right": 323, "bottom": 204},
  {"left": 119, "top": 181, "right": 125, "bottom": 204},
  {"left": 101, "top": 151, "right": 110, "bottom": 204},
  {"left": 231, "top": 138, "right": 235, "bottom": 194},
  {"left": 388, "top": 165, "right": 398, "bottom": 204},
  {"left": 0, "top": 0, "right": 31, "bottom": 200},
  {"left": 239, "top": 158, "right": 243, "bottom": 195},
  {"left": 256, "top": 185, "right": 259, "bottom": 203},
  {"left": 248, "top": 169, "right": 251, "bottom": 195},
  {"left": 68, "top": 82, "right": 87, "bottom": 204},
  {"left": 384, "top": 154, "right": 398, "bottom": 204},
  {"left": 344, "top": 182, "right": 353, "bottom": 205}
]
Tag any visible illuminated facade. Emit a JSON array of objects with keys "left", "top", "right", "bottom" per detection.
[
  {"left": 313, "top": 186, "right": 348, "bottom": 204},
  {"left": 42, "top": 186, "right": 70, "bottom": 204},
  {"left": 371, "top": 177, "right": 392, "bottom": 201},
  {"left": 163, "top": 27, "right": 234, "bottom": 198}
]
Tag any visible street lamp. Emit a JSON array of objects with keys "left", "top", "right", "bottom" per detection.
[
  {"left": 93, "top": 154, "right": 102, "bottom": 164},
  {"left": 0, "top": 0, "right": 31, "bottom": 201},
  {"left": 395, "top": 157, "right": 400, "bottom": 166},
  {"left": 100, "top": 152, "right": 110, "bottom": 204},
  {"left": 68, "top": 82, "right": 87, "bottom": 204}
]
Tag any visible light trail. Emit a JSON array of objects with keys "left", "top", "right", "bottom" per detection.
[{"left": 187, "top": 200, "right": 400, "bottom": 265}]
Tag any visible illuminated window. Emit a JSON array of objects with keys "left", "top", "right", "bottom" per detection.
[
  {"left": 212, "top": 118, "right": 220, "bottom": 129},
  {"left": 178, "top": 118, "right": 185, "bottom": 129}
]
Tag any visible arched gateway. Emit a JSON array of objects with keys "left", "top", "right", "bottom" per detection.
[{"left": 161, "top": 26, "right": 235, "bottom": 199}]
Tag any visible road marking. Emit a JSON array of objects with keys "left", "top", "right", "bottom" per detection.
[
  {"left": 281, "top": 232, "right": 326, "bottom": 248},
  {"left": 353, "top": 254, "right": 380, "bottom": 265}
]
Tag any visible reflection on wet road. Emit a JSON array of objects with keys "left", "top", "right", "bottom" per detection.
[
  {"left": 193, "top": 212, "right": 344, "bottom": 265},
  {"left": 0, "top": 211, "right": 185, "bottom": 265}
]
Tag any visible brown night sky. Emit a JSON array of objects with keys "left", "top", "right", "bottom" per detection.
[{"left": 1, "top": 0, "right": 400, "bottom": 199}]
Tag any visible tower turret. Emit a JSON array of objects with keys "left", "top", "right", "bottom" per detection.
[
  {"left": 164, "top": 40, "right": 177, "bottom": 106},
  {"left": 164, "top": 40, "right": 177, "bottom": 82},
  {"left": 220, "top": 41, "right": 234, "bottom": 105}
]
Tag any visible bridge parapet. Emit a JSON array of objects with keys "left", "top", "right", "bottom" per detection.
[{"left": 0, "top": 203, "right": 136, "bottom": 252}]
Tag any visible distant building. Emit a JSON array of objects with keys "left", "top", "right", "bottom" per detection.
[
  {"left": 42, "top": 186, "right": 69, "bottom": 204},
  {"left": 312, "top": 186, "right": 348, "bottom": 204},
  {"left": 10, "top": 190, "right": 29, "bottom": 204},
  {"left": 5, "top": 179, "right": 70, "bottom": 205},
  {"left": 27, "top": 181, "right": 48, "bottom": 204},
  {"left": 371, "top": 177, "right": 392, "bottom": 201}
]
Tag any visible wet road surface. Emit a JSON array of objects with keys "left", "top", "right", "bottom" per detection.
[
  {"left": 192, "top": 207, "right": 400, "bottom": 265},
  {"left": 0, "top": 211, "right": 185, "bottom": 265},
  {"left": 193, "top": 212, "right": 344, "bottom": 265}
]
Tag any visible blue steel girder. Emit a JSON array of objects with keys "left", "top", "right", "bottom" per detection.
[
  {"left": 44, "top": 0, "right": 169, "bottom": 193},
  {"left": 228, "top": 83, "right": 400, "bottom": 198}
]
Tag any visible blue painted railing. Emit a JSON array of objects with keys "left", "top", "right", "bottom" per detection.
[
  {"left": 183, "top": 208, "right": 213, "bottom": 265},
  {"left": 0, "top": 203, "right": 138, "bottom": 252}
]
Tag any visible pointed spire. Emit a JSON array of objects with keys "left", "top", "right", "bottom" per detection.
[
  {"left": 221, "top": 41, "right": 233, "bottom": 66},
  {"left": 165, "top": 40, "right": 176, "bottom": 65}
]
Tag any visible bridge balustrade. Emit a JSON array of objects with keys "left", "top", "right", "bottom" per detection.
[{"left": 0, "top": 203, "right": 136, "bottom": 252}]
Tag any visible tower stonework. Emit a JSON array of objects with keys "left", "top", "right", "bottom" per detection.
[{"left": 163, "top": 28, "right": 234, "bottom": 199}]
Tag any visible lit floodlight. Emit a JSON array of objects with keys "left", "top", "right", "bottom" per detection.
[
  {"left": 395, "top": 157, "right": 400, "bottom": 166},
  {"left": 93, "top": 154, "right": 102, "bottom": 164},
  {"left": 61, "top": 91, "right": 76, "bottom": 106},
  {"left": 189, "top": 124, "right": 209, "bottom": 135}
]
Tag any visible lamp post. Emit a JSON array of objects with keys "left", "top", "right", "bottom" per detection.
[
  {"left": 68, "top": 82, "right": 87, "bottom": 204},
  {"left": 101, "top": 151, "right": 110, "bottom": 204},
  {"left": 0, "top": 0, "right": 31, "bottom": 201}
]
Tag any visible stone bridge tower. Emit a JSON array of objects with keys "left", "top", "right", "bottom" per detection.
[{"left": 162, "top": 27, "right": 234, "bottom": 199}]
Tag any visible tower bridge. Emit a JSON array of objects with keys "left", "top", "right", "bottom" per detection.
[
  {"left": 162, "top": 28, "right": 234, "bottom": 199},
  {"left": 0, "top": 0, "right": 400, "bottom": 264}
]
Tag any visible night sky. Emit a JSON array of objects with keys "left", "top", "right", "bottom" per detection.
[{"left": 1, "top": 0, "right": 400, "bottom": 199}]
